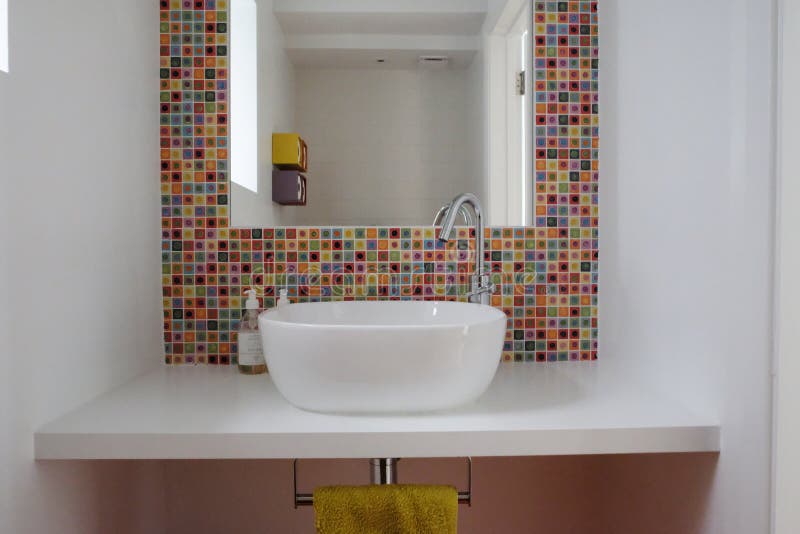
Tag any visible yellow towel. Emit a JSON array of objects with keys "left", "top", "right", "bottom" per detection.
[{"left": 313, "top": 484, "right": 458, "bottom": 534}]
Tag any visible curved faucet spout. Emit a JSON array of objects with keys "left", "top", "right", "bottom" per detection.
[
  {"left": 435, "top": 193, "right": 494, "bottom": 304},
  {"left": 437, "top": 193, "right": 483, "bottom": 246},
  {"left": 432, "top": 203, "right": 474, "bottom": 227}
]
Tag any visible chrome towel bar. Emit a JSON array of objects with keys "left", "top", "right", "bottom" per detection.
[{"left": 293, "top": 457, "right": 472, "bottom": 508}]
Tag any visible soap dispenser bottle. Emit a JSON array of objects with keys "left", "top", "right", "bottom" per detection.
[{"left": 237, "top": 289, "right": 267, "bottom": 375}]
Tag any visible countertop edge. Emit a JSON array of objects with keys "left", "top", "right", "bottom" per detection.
[{"left": 35, "top": 426, "right": 720, "bottom": 460}]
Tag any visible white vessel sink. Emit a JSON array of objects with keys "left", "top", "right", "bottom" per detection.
[{"left": 258, "top": 300, "right": 507, "bottom": 413}]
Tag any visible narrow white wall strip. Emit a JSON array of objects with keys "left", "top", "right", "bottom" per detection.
[
  {"left": 230, "top": 0, "right": 259, "bottom": 192},
  {"left": 0, "top": 0, "right": 8, "bottom": 72}
]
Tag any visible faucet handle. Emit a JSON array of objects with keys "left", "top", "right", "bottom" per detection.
[
  {"left": 466, "top": 285, "right": 496, "bottom": 297},
  {"left": 466, "top": 273, "right": 496, "bottom": 303}
]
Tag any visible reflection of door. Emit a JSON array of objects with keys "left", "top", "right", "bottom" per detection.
[
  {"left": 506, "top": 0, "right": 532, "bottom": 226},
  {"left": 487, "top": 0, "right": 532, "bottom": 226},
  {"left": 774, "top": 2, "right": 800, "bottom": 532}
]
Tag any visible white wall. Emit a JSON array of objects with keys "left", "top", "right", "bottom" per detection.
[
  {"left": 0, "top": 0, "right": 7, "bottom": 72},
  {"left": 0, "top": 34, "right": 12, "bottom": 528},
  {"left": 773, "top": 0, "right": 799, "bottom": 531},
  {"left": 599, "top": 0, "right": 775, "bottom": 532},
  {"left": 294, "top": 67, "right": 483, "bottom": 226},
  {"left": 467, "top": 46, "right": 488, "bottom": 206},
  {"left": 231, "top": 0, "right": 296, "bottom": 228},
  {"left": 0, "top": 1, "right": 166, "bottom": 532},
  {"left": 483, "top": 0, "right": 512, "bottom": 35}
]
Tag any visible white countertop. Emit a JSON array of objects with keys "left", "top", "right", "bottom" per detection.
[{"left": 34, "top": 363, "right": 720, "bottom": 459}]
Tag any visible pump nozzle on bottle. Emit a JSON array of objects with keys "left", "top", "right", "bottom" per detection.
[
  {"left": 245, "top": 289, "right": 259, "bottom": 309},
  {"left": 277, "top": 288, "right": 290, "bottom": 306}
]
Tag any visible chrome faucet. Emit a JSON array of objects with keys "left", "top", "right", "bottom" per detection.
[
  {"left": 432, "top": 203, "right": 474, "bottom": 227},
  {"left": 437, "top": 193, "right": 496, "bottom": 305}
]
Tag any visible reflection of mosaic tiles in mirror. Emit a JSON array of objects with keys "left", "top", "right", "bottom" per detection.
[{"left": 159, "top": 0, "right": 598, "bottom": 364}]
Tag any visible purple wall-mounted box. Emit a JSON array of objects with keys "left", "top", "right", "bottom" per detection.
[{"left": 272, "top": 170, "right": 307, "bottom": 206}]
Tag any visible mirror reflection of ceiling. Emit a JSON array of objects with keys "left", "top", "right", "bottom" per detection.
[
  {"left": 275, "top": 0, "right": 486, "bottom": 69},
  {"left": 231, "top": 0, "right": 530, "bottom": 228}
]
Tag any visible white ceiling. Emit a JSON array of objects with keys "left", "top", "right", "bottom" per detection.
[
  {"left": 274, "top": 12, "right": 487, "bottom": 36},
  {"left": 272, "top": 0, "right": 487, "bottom": 16},
  {"left": 273, "top": 0, "right": 488, "bottom": 70},
  {"left": 286, "top": 48, "right": 478, "bottom": 70}
]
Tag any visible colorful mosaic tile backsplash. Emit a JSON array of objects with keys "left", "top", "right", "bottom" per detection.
[{"left": 159, "top": 0, "right": 599, "bottom": 364}]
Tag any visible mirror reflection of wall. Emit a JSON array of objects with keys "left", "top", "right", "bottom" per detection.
[
  {"left": 230, "top": 0, "right": 532, "bottom": 228},
  {"left": 231, "top": 0, "right": 298, "bottom": 227},
  {"left": 294, "top": 62, "right": 484, "bottom": 226}
]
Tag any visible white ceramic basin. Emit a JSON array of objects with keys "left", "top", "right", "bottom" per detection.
[{"left": 258, "top": 300, "right": 507, "bottom": 413}]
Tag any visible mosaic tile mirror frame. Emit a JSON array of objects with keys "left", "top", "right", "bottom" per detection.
[{"left": 159, "top": 0, "right": 599, "bottom": 364}]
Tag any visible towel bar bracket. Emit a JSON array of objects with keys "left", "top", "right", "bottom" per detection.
[
  {"left": 293, "top": 457, "right": 472, "bottom": 508},
  {"left": 370, "top": 457, "right": 398, "bottom": 485}
]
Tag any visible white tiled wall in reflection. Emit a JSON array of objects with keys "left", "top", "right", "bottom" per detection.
[{"left": 294, "top": 67, "right": 483, "bottom": 226}]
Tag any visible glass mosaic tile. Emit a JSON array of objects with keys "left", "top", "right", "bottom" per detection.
[{"left": 159, "top": 0, "right": 599, "bottom": 365}]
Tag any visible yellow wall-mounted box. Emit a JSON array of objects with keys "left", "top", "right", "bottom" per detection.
[{"left": 272, "top": 133, "right": 308, "bottom": 171}]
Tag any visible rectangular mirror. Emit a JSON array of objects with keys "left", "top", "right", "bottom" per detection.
[{"left": 229, "top": 0, "right": 533, "bottom": 227}]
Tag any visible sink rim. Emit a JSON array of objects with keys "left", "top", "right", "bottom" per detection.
[{"left": 259, "top": 300, "right": 507, "bottom": 329}]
